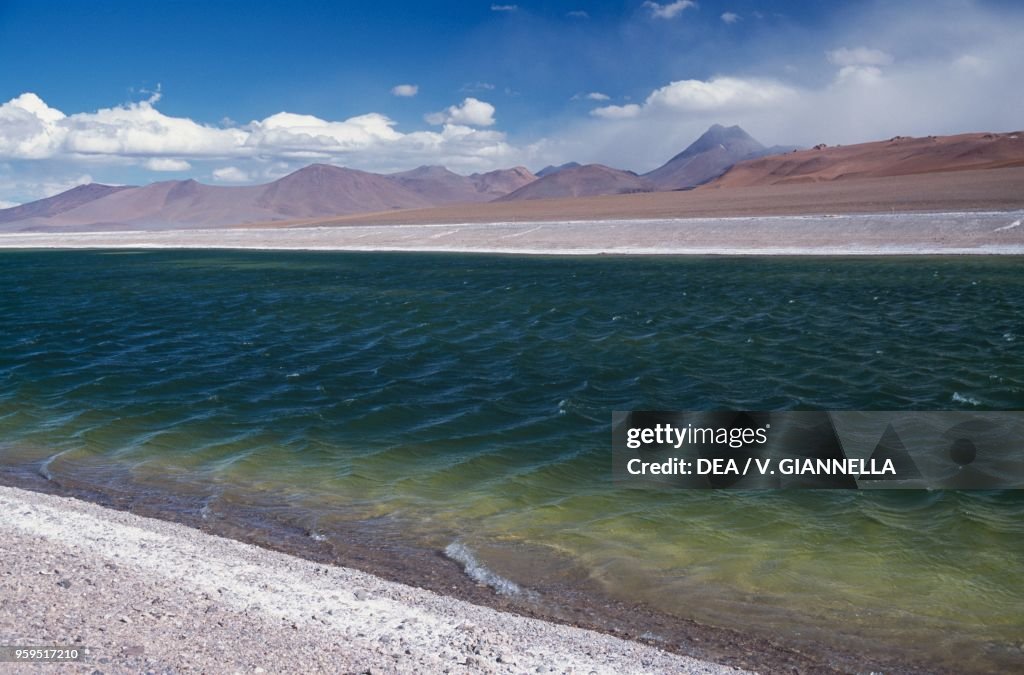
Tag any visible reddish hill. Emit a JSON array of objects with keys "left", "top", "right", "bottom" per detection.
[
  {"left": 709, "top": 131, "right": 1024, "bottom": 188},
  {"left": 497, "top": 165, "right": 653, "bottom": 201}
]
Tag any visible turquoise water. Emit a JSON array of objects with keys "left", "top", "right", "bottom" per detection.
[{"left": 1, "top": 250, "right": 1023, "bottom": 671}]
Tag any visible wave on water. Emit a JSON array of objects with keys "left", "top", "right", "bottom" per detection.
[
  {"left": 38, "top": 449, "right": 75, "bottom": 481},
  {"left": 951, "top": 391, "right": 982, "bottom": 406},
  {"left": 444, "top": 541, "right": 525, "bottom": 597}
]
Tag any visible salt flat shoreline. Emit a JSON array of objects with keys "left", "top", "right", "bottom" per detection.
[
  {"left": 0, "top": 210, "right": 1022, "bottom": 255},
  {"left": 0, "top": 486, "right": 747, "bottom": 674}
]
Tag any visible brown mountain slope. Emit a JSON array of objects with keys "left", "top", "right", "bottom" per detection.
[
  {"left": 388, "top": 165, "right": 536, "bottom": 203},
  {"left": 22, "top": 180, "right": 271, "bottom": 230},
  {"left": 388, "top": 165, "right": 486, "bottom": 203},
  {"left": 0, "top": 184, "right": 133, "bottom": 223},
  {"left": 470, "top": 167, "right": 536, "bottom": 198},
  {"left": 256, "top": 164, "right": 432, "bottom": 217},
  {"left": 710, "top": 131, "right": 1024, "bottom": 187},
  {"left": 497, "top": 165, "right": 652, "bottom": 201}
]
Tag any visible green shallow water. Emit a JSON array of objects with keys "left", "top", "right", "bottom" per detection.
[{"left": 1, "top": 250, "right": 1023, "bottom": 671}]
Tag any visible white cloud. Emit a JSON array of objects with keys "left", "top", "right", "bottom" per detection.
[
  {"left": 636, "top": 76, "right": 796, "bottom": 114},
  {"left": 390, "top": 84, "right": 419, "bottom": 97},
  {"left": 62, "top": 98, "right": 246, "bottom": 157},
  {"left": 567, "top": 10, "right": 589, "bottom": 19},
  {"left": 585, "top": 92, "right": 610, "bottom": 101},
  {"left": 826, "top": 47, "right": 894, "bottom": 67},
  {"left": 144, "top": 157, "right": 191, "bottom": 171},
  {"left": 211, "top": 166, "right": 251, "bottom": 183},
  {"left": 490, "top": 4, "right": 517, "bottom": 11},
  {"left": 0, "top": 93, "right": 520, "bottom": 178},
  {"left": 834, "top": 65, "right": 883, "bottom": 86},
  {"left": 590, "top": 104, "right": 641, "bottom": 119},
  {"left": 0, "top": 93, "right": 66, "bottom": 159},
  {"left": 247, "top": 111, "right": 404, "bottom": 155},
  {"left": 425, "top": 98, "right": 496, "bottom": 127},
  {"left": 721, "top": 12, "right": 740, "bottom": 24},
  {"left": 590, "top": 76, "right": 793, "bottom": 126},
  {"left": 0, "top": 199, "right": 19, "bottom": 209},
  {"left": 642, "top": 1, "right": 696, "bottom": 20}
]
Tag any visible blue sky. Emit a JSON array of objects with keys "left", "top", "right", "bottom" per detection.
[{"left": 1, "top": 0, "right": 1022, "bottom": 204}]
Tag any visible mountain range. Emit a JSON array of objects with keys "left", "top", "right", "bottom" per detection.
[
  {"left": 497, "top": 124, "right": 800, "bottom": 202},
  {"left": 1, "top": 124, "right": 782, "bottom": 231},
  {"left": 0, "top": 163, "right": 540, "bottom": 231},
  {"left": 3, "top": 124, "right": 1020, "bottom": 232}
]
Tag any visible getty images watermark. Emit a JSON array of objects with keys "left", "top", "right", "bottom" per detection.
[{"left": 612, "top": 411, "right": 1024, "bottom": 489}]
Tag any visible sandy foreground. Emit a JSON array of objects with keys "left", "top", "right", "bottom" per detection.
[
  {"left": 0, "top": 210, "right": 1022, "bottom": 255},
  {"left": 0, "top": 486, "right": 746, "bottom": 675}
]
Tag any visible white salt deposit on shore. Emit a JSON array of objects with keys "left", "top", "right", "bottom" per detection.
[
  {"left": 0, "top": 211, "right": 1022, "bottom": 255},
  {"left": 0, "top": 486, "right": 747, "bottom": 674}
]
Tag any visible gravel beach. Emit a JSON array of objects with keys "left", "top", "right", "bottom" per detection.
[{"left": 0, "top": 486, "right": 748, "bottom": 674}]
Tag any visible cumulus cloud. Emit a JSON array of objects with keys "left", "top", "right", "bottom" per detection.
[
  {"left": 0, "top": 92, "right": 524, "bottom": 183},
  {"left": 585, "top": 92, "right": 610, "bottom": 101},
  {"left": 425, "top": 98, "right": 496, "bottom": 127},
  {"left": 0, "top": 94, "right": 511, "bottom": 166},
  {"left": 647, "top": 77, "right": 796, "bottom": 111},
  {"left": 590, "top": 104, "right": 641, "bottom": 119},
  {"left": 390, "top": 84, "right": 419, "bottom": 97},
  {"left": 0, "top": 199, "right": 19, "bottom": 209},
  {"left": 721, "top": 12, "right": 740, "bottom": 24},
  {"left": 246, "top": 111, "right": 403, "bottom": 156},
  {"left": 826, "top": 47, "right": 894, "bottom": 67},
  {"left": 0, "top": 93, "right": 66, "bottom": 159},
  {"left": 144, "top": 158, "right": 191, "bottom": 171},
  {"left": 211, "top": 166, "right": 251, "bottom": 183},
  {"left": 61, "top": 98, "right": 246, "bottom": 157},
  {"left": 643, "top": 1, "right": 696, "bottom": 20},
  {"left": 591, "top": 76, "right": 795, "bottom": 119}
]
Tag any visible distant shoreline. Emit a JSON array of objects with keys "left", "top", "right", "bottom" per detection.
[{"left": 1, "top": 210, "right": 1022, "bottom": 255}]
